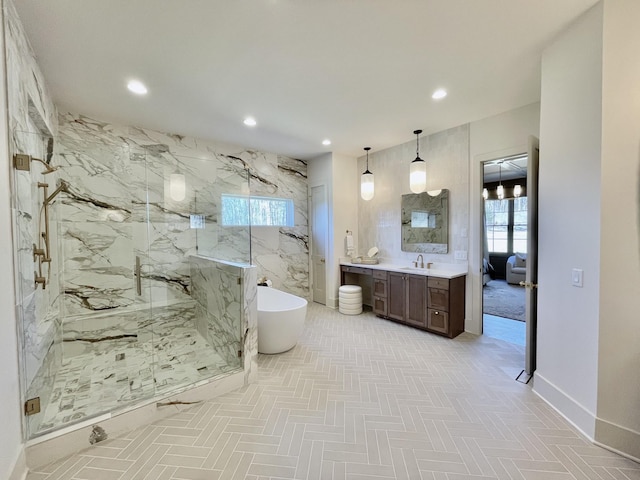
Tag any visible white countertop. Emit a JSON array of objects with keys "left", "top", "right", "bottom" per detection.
[{"left": 340, "top": 261, "right": 468, "bottom": 279}]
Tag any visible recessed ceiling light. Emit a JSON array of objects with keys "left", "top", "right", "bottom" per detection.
[
  {"left": 243, "top": 117, "right": 257, "bottom": 127},
  {"left": 322, "top": 139, "right": 331, "bottom": 146},
  {"left": 127, "top": 80, "right": 148, "bottom": 95},
  {"left": 432, "top": 88, "right": 447, "bottom": 100}
]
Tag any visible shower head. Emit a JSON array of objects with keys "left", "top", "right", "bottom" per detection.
[
  {"left": 31, "top": 156, "right": 60, "bottom": 175},
  {"left": 41, "top": 165, "right": 61, "bottom": 175}
]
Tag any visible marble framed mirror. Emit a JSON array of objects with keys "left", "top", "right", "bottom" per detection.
[{"left": 401, "top": 189, "right": 449, "bottom": 253}]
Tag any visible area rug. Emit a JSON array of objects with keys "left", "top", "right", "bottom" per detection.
[{"left": 483, "top": 279, "right": 526, "bottom": 321}]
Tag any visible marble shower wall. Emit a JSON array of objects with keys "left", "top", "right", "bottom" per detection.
[
  {"left": 247, "top": 154, "right": 309, "bottom": 299},
  {"left": 57, "top": 112, "right": 310, "bottom": 311},
  {"left": 4, "top": 0, "right": 61, "bottom": 418},
  {"left": 358, "top": 124, "right": 470, "bottom": 265},
  {"left": 190, "top": 256, "right": 252, "bottom": 369}
]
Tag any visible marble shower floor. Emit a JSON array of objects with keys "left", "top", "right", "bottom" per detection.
[{"left": 34, "top": 305, "right": 238, "bottom": 434}]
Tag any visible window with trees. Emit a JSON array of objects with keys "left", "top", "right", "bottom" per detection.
[
  {"left": 485, "top": 197, "right": 528, "bottom": 253},
  {"left": 221, "top": 194, "right": 294, "bottom": 227}
]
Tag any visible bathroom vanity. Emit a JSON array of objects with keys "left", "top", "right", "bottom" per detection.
[{"left": 340, "top": 263, "right": 466, "bottom": 338}]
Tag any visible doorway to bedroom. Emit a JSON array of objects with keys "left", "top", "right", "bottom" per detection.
[{"left": 481, "top": 155, "right": 527, "bottom": 346}]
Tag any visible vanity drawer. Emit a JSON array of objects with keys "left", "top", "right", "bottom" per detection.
[
  {"left": 373, "top": 278, "right": 387, "bottom": 297},
  {"left": 373, "top": 296, "right": 387, "bottom": 317},
  {"left": 373, "top": 270, "right": 387, "bottom": 280},
  {"left": 427, "top": 287, "right": 449, "bottom": 311},
  {"left": 428, "top": 277, "right": 449, "bottom": 290},
  {"left": 341, "top": 266, "right": 372, "bottom": 276},
  {"left": 427, "top": 309, "right": 449, "bottom": 335}
]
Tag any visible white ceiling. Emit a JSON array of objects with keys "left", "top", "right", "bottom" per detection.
[{"left": 14, "top": 0, "right": 598, "bottom": 160}]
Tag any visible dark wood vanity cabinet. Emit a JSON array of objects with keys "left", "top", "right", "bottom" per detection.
[
  {"left": 372, "top": 270, "right": 388, "bottom": 317},
  {"left": 386, "top": 272, "right": 428, "bottom": 328},
  {"left": 383, "top": 271, "right": 464, "bottom": 337},
  {"left": 427, "top": 276, "right": 465, "bottom": 338},
  {"left": 339, "top": 264, "right": 465, "bottom": 338}
]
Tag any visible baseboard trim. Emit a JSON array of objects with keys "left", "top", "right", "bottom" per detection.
[
  {"left": 595, "top": 417, "right": 640, "bottom": 463},
  {"left": 8, "top": 447, "right": 27, "bottom": 480},
  {"left": 532, "top": 372, "right": 596, "bottom": 440}
]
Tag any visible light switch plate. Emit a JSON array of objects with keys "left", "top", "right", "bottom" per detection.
[
  {"left": 572, "top": 268, "right": 583, "bottom": 287},
  {"left": 454, "top": 250, "right": 467, "bottom": 261}
]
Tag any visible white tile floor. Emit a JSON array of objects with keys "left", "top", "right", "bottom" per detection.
[{"left": 27, "top": 303, "right": 640, "bottom": 479}]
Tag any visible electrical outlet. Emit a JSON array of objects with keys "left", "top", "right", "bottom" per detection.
[{"left": 454, "top": 250, "right": 467, "bottom": 261}]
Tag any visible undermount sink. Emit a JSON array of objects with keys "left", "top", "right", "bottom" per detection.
[{"left": 399, "top": 266, "right": 430, "bottom": 271}]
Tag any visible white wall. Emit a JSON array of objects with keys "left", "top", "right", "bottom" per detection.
[
  {"left": 596, "top": 0, "right": 640, "bottom": 459},
  {"left": 331, "top": 153, "right": 358, "bottom": 308},
  {"left": 308, "top": 152, "right": 358, "bottom": 309},
  {"left": 0, "top": 4, "right": 26, "bottom": 479},
  {"left": 468, "top": 103, "right": 540, "bottom": 334},
  {"left": 357, "top": 125, "right": 470, "bottom": 266},
  {"left": 535, "top": 2, "right": 603, "bottom": 439}
]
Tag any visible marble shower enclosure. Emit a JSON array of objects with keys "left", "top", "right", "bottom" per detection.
[
  {"left": 57, "top": 112, "right": 310, "bottom": 304},
  {"left": 5, "top": 0, "right": 288, "bottom": 440}
]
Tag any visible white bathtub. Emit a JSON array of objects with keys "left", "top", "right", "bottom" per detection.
[{"left": 257, "top": 286, "right": 307, "bottom": 354}]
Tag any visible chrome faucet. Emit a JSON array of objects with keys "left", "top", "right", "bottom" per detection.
[{"left": 413, "top": 254, "right": 424, "bottom": 268}]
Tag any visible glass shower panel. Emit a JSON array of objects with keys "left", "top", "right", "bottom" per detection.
[
  {"left": 136, "top": 147, "right": 246, "bottom": 393},
  {"left": 16, "top": 134, "right": 159, "bottom": 438},
  {"left": 14, "top": 130, "right": 249, "bottom": 440},
  {"left": 12, "top": 129, "right": 61, "bottom": 439}
]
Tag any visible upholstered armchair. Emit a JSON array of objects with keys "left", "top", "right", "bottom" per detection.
[{"left": 506, "top": 253, "right": 527, "bottom": 285}]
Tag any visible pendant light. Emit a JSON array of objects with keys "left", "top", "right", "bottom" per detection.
[
  {"left": 409, "top": 129, "right": 427, "bottom": 193},
  {"left": 513, "top": 184, "right": 522, "bottom": 198},
  {"left": 360, "top": 147, "right": 374, "bottom": 201},
  {"left": 482, "top": 188, "right": 489, "bottom": 200},
  {"left": 496, "top": 162, "right": 504, "bottom": 200}
]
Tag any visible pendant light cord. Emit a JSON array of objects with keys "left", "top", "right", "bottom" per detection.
[{"left": 413, "top": 129, "right": 423, "bottom": 160}]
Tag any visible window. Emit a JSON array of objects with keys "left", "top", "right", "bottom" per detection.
[
  {"left": 485, "top": 199, "right": 509, "bottom": 252},
  {"left": 221, "top": 194, "right": 294, "bottom": 227},
  {"left": 512, "top": 197, "right": 528, "bottom": 253},
  {"left": 485, "top": 197, "right": 528, "bottom": 253}
]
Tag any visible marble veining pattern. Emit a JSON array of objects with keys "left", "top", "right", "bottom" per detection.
[
  {"left": 32, "top": 303, "right": 237, "bottom": 434},
  {"left": 189, "top": 256, "right": 245, "bottom": 369},
  {"left": 7, "top": 0, "right": 308, "bottom": 438}
]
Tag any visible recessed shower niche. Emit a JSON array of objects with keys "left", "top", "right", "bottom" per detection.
[{"left": 11, "top": 126, "right": 252, "bottom": 439}]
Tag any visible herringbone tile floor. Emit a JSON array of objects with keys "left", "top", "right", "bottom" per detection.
[{"left": 28, "top": 303, "right": 640, "bottom": 480}]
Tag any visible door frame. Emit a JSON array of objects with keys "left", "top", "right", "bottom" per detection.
[
  {"left": 470, "top": 146, "right": 529, "bottom": 336},
  {"left": 471, "top": 140, "right": 538, "bottom": 377},
  {"left": 309, "top": 183, "right": 328, "bottom": 305}
]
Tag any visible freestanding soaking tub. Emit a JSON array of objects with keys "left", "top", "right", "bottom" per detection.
[{"left": 257, "top": 286, "right": 308, "bottom": 354}]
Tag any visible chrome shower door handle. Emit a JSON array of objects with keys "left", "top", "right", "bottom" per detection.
[{"left": 135, "top": 256, "right": 142, "bottom": 296}]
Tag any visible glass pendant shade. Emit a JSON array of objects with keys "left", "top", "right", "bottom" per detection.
[
  {"left": 360, "top": 147, "right": 375, "bottom": 201},
  {"left": 496, "top": 184, "right": 504, "bottom": 200},
  {"left": 513, "top": 184, "right": 522, "bottom": 198},
  {"left": 361, "top": 171, "right": 374, "bottom": 200},
  {"left": 410, "top": 159, "right": 427, "bottom": 193},
  {"left": 482, "top": 188, "right": 488, "bottom": 200},
  {"left": 409, "top": 129, "right": 427, "bottom": 193}
]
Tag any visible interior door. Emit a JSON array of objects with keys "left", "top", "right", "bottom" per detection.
[
  {"left": 311, "top": 185, "right": 327, "bottom": 305},
  {"left": 524, "top": 136, "right": 539, "bottom": 375}
]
